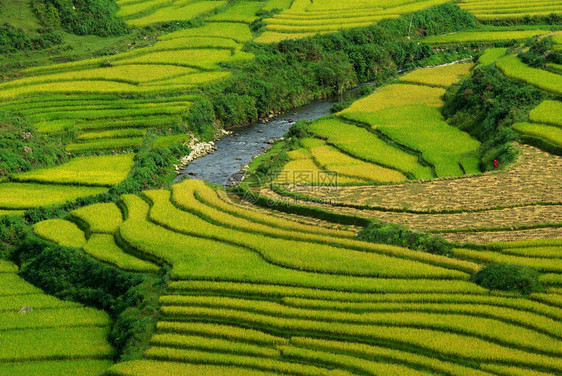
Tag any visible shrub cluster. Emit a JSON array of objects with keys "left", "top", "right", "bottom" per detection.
[
  {"left": 0, "top": 23, "right": 62, "bottom": 54},
  {"left": 471, "top": 263, "right": 543, "bottom": 295},
  {"left": 443, "top": 65, "right": 547, "bottom": 170},
  {"left": 32, "top": 0, "right": 128, "bottom": 36},
  {"left": 357, "top": 222, "right": 453, "bottom": 256},
  {"left": 0, "top": 109, "right": 69, "bottom": 177},
  {"left": 519, "top": 36, "right": 562, "bottom": 68}
]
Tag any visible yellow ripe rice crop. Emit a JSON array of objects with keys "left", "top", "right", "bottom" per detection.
[
  {"left": 84, "top": 234, "right": 160, "bottom": 272},
  {"left": 513, "top": 122, "right": 562, "bottom": 147},
  {"left": 0, "top": 307, "right": 110, "bottom": 331},
  {"left": 423, "top": 30, "right": 550, "bottom": 46},
  {"left": 529, "top": 101, "right": 562, "bottom": 127},
  {"left": 108, "top": 360, "right": 282, "bottom": 376},
  {"left": 150, "top": 333, "right": 280, "bottom": 358},
  {"left": 399, "top": 63, "right": 474, "bottom": 88},
  {"left": 160, "top": 22, "right": 254, "bottom": 43},
  {"left": 71, "top": 203, "right": 123, "bottom": 233},
  {"left": 12, "top": 154, "right": 135, "bottom": 187},
  {"left": 66, "top": 137, "right": 144, "bottom": 153},
  {"left": 127, "top": 1, "right": 227, "bottom": 28},
  {"left": 0, "top": 183, "right": 107, "bottom": 210},
  {"left": 34, "top": 219, "right": 87, "bottom": 248},
  {"left": 1, "top": 360, "right": 113, "bottom": 376},
  {"left": 340, "top": 84, "right": 445, "bottom": 114},
  {"left": 477, "top": 47, "right": 508, "bottom": 66},
  {"left": 207, "top": 1, "right": 265, "bottom": 24},
  {"left": 496, "top": 55, "right": 562, "bottom": 96},
  {"left": 0, "top": 327, "right": 114, "bottom": 362}
]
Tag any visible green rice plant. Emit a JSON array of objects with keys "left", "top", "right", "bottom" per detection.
[
  {"left": 84, "top": 234, "right": 160, "bottom": 272},
  {"left": 340, "top": 84, "right": 444, "bottom": 114},
  {"left": 167, "top": 184, "right": 477, "bottom": 275},
  {"left": 399, "top": 63, "right": 474, "bottom": 88},
  {"left": 487, "top": 245, "right": 562, "bottom": 259},
  {"left": 529, "top": 101, "right": 562, "bottom": 128},
  {"left": 532, "top": 293, "right": 562, "bottom": 308},
  {"left": 255, "top": 31, "right": 316, "bottom": 44},
  {"left": 30, "top": 105, "right": 188, "bottom": 122},
  {"left": 0, "top": 209, "right": 25, "bottom": 217},
  {"left": 160, "top": 306, "right": 562, "bottom": 371},
  {"left": 0, "top": 260, "right": 17, "bottom": 273},
  {"left": 160, "top": 297, "right": 562, "bottom": 350},
  {"left": 71, "top": 203, "right": 123, "bottom": 233},
  {"left": 0, "top": 327, "right": 114, "bottom": 362},
  {"left": 280, "top": 345, "right": 435, "bottom": 376},
  {"left": 289, "top": 337, "right": 493, "bottom": 376},
  {"left": 207, "top": 1, "right": 264, "bottom": 23},
  {"left": 540, "top": 274, "right": 562, "bottom": 286},
  {"left": 193, "top": 182, "right": 354, "bottom": 237},
  {"left": 153, "top": 36, "right": 240, "bottom": 51},
  {"left": 0, "top": 65, "right": 196, "bottom": 89},
  {"left": 0, "top": 183, "right": 107, "bottom": 210},
  {"left": 480, "top": 364, "right": 557, "bottom": 376},
  {"left": 478, "top": 48, "right": 508, "bottom": 66},
  {"left": 144, "top": 71, "right": 232, "bottom": 87},
  {"left": 281, "top": 299, "right": 562, "bottom": 338},
  {"left": 344, "top": 105, "right": 481, "bottom": 177},
  {"left": 153, "top": 134, "right": 190, "bottom": 148},
  {"left": 308, "top": 144, "right": 407, "bottom": 182},
  {"left": 275, "top": 159, "right": 363, "bottom": 185},
  {"left": 513, "top": 122, "right": 562, "bottom": 146},
  {"left": 547, "top": 63, "right": 562, "bottom": 75},
  {"left": 452, "top": 248, "right": 562, "bottom": 273},
  {"left": 12, "top": 154, "right": 135, "bottom": 187},
  {"left": 181, "top": 181, "right": 480, "bottom": 273},
  {"left": 262, "top": 0, "right": 293, "bottom": 11},
  {"left": 34, "top": 219, "right": 87, "bottom": 248},
  {"left": 0, "top": 293, "right": 80, "bottom": 312},
  {"left": 424, "top": 30, "right": 549, "bottom": 46},
  {"left": 150, "top": 333, "right": 280, "bottom": 358},
  {"left": 144, "top": 347, "right": 353, "bottom": 376},
  {"left": 78, "top": 129, "right": 147, "bottom": 141},
  {"left": 107, "top": 360, "right": 281, "bottom": 376},
  {"left": 1, "top": 360, "right": 113, "bottom": 376},
  {"left": 167, "top": 279, "right": 488, "bottom": 297},
  {"left": 156, "top": 321, "right": 288, "bottom": 346},
  {"left": 128, "top": 1, "right": 228, "bottom": 27},
  {"left": 118, "top": 0, "right": 176, "bottom": 18},
  {"left": 114, "top": 49, "right": 234, "bottom": 69},
  {"left": 0, "top": 307, "right": 111, "bottom": 331},
  {"left": 308, "top": 119, "right": 433, "bottom": 179},
  {"left": 66, "top": 138, "right": 144, "bottom": 153},
  {"left": 121, "top": 193, "right": 469, "bottom": 287},
  {"left": 496, "top": 55, "right": 562, "bottom": 96},
  {"left": 488, "top": 239, "right": 562, "bottom": 250},
  {"left": 161, "top": 22, "right": 253, "bottom": 43},
  {"left": 0, "top": 274, "right": 43, "bottom": 296}
]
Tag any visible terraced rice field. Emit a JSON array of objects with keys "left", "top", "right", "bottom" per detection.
[
  {"left": 457, "top": 0, "right": 562, "bottom": 21},
  {"left": 31, "top": 179, "right": 562, "bottom": 376},
  {"left": 0, "top": 260, "right": 114, "bottom": 375},
  {"left": 255, "top": 0, "right": 451, "bottom": 43},
  {"left": 278, "top": 63, "right": 479, "bottom": 184},
  {"left": 0, "top": 1, "right": 262, "bottom": 155},
  {"left": 423, "top": 29, "right": 551, "bottom": 45},
  {"left": 265, "top": 144, "right": 562, "bottom": 244}
]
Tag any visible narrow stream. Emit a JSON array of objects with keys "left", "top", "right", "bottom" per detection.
[{"left": 177, "top": 100, "right": 338, "bottom": 186}]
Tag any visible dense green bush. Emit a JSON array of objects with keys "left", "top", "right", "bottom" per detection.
[
  {"left": 358, "top": 222, "right": 453, "bottom": 256},
  {"left": 33, "top": 0, "right": 128, "bottom": 36},
  {"left": 471, "top": 263, "right": 543, "bottom": 295},
  {"left": 0, "top": 23, "right": 62, "bottom": 54},
  {"left": 443, "top": 65, "right": 547, "bottom": 170},
  {"left": 0, "top": 110, "right": 69, "bottom": 177},
  {"left": 519, "top": 36, "right": 562, "bottom": 68}
]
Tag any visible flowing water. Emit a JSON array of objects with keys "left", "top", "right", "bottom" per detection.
[{"left": 177, "top": 100, "right": 338, "bottom": 186}]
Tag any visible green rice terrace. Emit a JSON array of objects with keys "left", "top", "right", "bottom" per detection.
[{"left": 1, "top": 0, "right": 562, "bottom": 375}]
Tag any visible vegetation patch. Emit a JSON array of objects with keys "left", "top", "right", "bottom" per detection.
[{"left": 471, "top": 262, "right": 543, "bottom": 294}]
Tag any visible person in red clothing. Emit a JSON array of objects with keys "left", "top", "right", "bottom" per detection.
[{"left": 493, "top": 159, "right": 498, "bottom": 169}]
